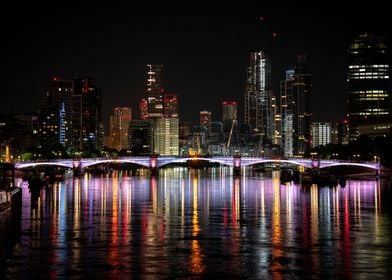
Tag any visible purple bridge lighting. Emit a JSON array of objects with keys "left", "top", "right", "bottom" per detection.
[{"left": 14, "top": 156, "right": 381, "bottom": 171}]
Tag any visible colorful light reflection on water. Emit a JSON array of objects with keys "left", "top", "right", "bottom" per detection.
[{"left": 1, "top": 168, "right": 391, "bottom": 279}]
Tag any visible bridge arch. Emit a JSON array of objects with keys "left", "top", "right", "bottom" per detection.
[
  {"left": 157, "top": 157, "right": 233, "bottom": 168},
  {"left": 81, "top": 159, "right": 151, "bottom": 169},
  {"left": 319, "top": 162, "right": 379, "bottom": 170},
  {"left": 241, "top": 159, "right": 312, "bottom": 169},
  {"left": 15, "top": 162, "right": 73, "bottom": 169}
]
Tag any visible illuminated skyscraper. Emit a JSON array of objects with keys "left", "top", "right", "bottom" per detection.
[
  {"left": 72, "top": 76, "right": 103, "bottom": 154},
  {"left": 311, "top": 122, "right": 331, "bottom": 148},
  {"left": 200, "top": 110, "right": 212, "bottom": 129},
  {"left": 280, "top": 70, "right": 294, "bottom": 157},
  {"left": 244, "top": 51, "right": 273, "bottom": 143},
  {"left": 163, "top": 93, "right": 179, "bottom": 118},
  {"left": 140, "top": 64, "right": 179, "bottom": 155},
  {"left": 38, "top": 78, "right": 73, "bottom": 149},
  {"left": 128, "top": 119, "right": 153, "bottom": 155},
  {"left": 139, "top": 98, "right": 149, "bottom": 120},
  {"left": 348, "top": 33, "right": 391, "bottom": 140},
  {"left": 109, "top": 107, "right": 132, "bottom": 151},
  {"left": 222, "top": 101, "right": 237, "bottom": 122},
  {"left": 146, "top": 64, "right": 164, "bottom": 118},
  {"left": 153, "top": 118, "right": 179, "bottom": 156},
  {"left": 280, "top": 55, "right": 312, "bottom": 158},
  {"left": 292, "top": 55, "right": 312, "bottom": 156}
]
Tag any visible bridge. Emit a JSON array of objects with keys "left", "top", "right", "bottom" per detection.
[{"left": 14, "top": 156, "right": 381, "bottom": 172}]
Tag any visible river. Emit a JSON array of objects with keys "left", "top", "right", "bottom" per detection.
[{"left": 1, "top": 167, "right": 392, "bottom": 279}]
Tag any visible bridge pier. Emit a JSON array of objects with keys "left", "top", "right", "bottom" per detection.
[
  {"left": 233, "top": 155, "right": 241, "bottom": 176},
  {"left": 150, "top": 154, "right": 158, "bottom": 176},
  {"left": 72, "top": 159, "right": 82, "bottom": 177}
]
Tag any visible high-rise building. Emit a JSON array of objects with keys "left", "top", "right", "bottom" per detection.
[
  {"left": 200, "top": 110, "right": 212, "bottom": 129},
  {"left": 209, "top": 121, "right": 224, "bottom": 144},
  {"left": 153, "top": 118, "right": 179, "bottom": 156},
  {"left": 163, "top": 93, "right": 179, "bottom": 118},
  {"left": 280, "top": 70, "right": 295, "bottom": 157},
  {"left": 191, "top": 125, "right": 208, "bottom": 156},
  {"left": 331, "top": 122, "right": 339, "bottom": 145},
  {"left": 139, "top": 98, "right": 149, "bottom": 120},
  {"left": 244, "top": 51, "right": 273, "bottom": 142},
  {"left": 271, "top": 95, "right": 281, "bottom": 146},
  {"left": 38, "top": 78, "right": 73, "bottom": 149},
  {"left": 311, "top": 122, "right": 331, "bottom": 148},
  {"left": 222, "top": 101, "right": 237, "bottom": 122},
  {"left": 146, "top": 64, "right": 164, "bottom": 118},
  {"left": 0, "top": 113, "right": 38, "bottom": 158},
  {"left": 72, "top": 76, "right": 103, "bottom": 154},
  {"left": 140, "top": 64, "right": 179, "bottom": 155},
  {"left": 280, "top": 55, "right": 312, "bottom": 158},
  {"left": 331, "top": 121, "right": 349, "bottom": 145},
  {"left": 222, "top": 101, "right": 237, "bottom": 134},
  {"left": 109, "top": 107, "right": 132, "bottom": 151},
  {"left": 128, "top": 119, "right": 153, "bottom": 155},
  {"left": 293, "top": 55, "right": 312, "bottom": 156},
  {"left": 348, "top": 33, "right": 391, "bottom": 141},
  {"left": 179, "top": 122, "right": 190, "bottom": 140}
]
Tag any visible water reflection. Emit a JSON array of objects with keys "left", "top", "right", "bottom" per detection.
[{"left": 1, "top": 168, "right": 391, "bottom": 279}]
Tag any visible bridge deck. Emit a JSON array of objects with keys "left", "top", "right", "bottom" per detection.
[{"left": 14, "top": 157, "right": 380, "bottom": 171}]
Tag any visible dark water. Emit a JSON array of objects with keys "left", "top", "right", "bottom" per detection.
[{"left": 1, "top": 167, "right": 392, "bottom": 279}]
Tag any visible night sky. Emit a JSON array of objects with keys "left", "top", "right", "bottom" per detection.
[{"left": 1, "top": 5, "right": 390, "bottom": 128}]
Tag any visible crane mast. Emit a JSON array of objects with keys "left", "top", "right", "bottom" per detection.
[{"left": 226, "top": 119, "right": 237, "bottom": 147}]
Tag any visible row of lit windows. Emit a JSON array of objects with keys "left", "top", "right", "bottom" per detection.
[
  {"left": 349, "top": 64, "right": 389, "bottom": 69},
  {"left": 41, "top": 125, "right": 59, "bottom": 128},
  {"left": 358, "top": 98, "right": 386, "bottom": 101},
  {"left": 350, "top": 42, "right": 386, "bottom": 49},
  {"left": 363, "top": 94, "right": 389, "bottom": 97},
  {"left": 349, "top": 49, "right": 386, "bottom": 55},
  {"left": 57, "top": 88, "right": 70, "bottom": 92},
  {"left": 351, "top": 112, "right": 389, "bottom": 116},
  {"left": 349, "top": 72, "right": 388, "bottom": 76},
  {"left": 349, "top": 75, "right": 389, "bottom": 80},
  {"left": 364, "top": 108, "right": 388, "bottom": 112},
  {"left": 351, "top": 90, "right": 387, "bottom": 94}
]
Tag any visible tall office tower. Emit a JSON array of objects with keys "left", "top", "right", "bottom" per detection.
[
  {"left": 209, "top": 121, "right": 224, "bottom": 144},
  {"left": 271, "top": 95, "right": 282, "bottom": 146},
  {"left": 38, "top": 78, "right": 73, "bottom": 149},
  {"left": 109, "top": 107, "right": 132, "bottom": 151},
  {"left": 200, "top": 110, "right": 212, "bottom": 129},
  {"left": 191, "top": 125, "right": 208, "bottom": 155},
  {"left": 164, "top": 93, "right": 179, "bottom": 118},
  {"left": 153, "top": 118, "right": 179, "bottom": 156},
  {"left": 293, "top": 55, "right": 312, "bottom": 157},
  {"left": 222, "top": 100, "right": 238, "bottom": 134},
  {"left": 244, "top": 51, "right": 273, "bottom": 143},
  {"left": 128, "top": 119, "right": 153, "bottom": 155},
  {"left": 179, "top": 122, "right": 190, "bottom": 140},
  {"left": 72, "top": 76, "right": 103, "bottom": 154},
  {"left": 348, "top": 33, "right": 391, "bottom": 141},
  {"left": 280, "top": 70, "right": 294, "bottom": 157},
  {"left": 222, "top": 101, "right": 237, "bottom": 122},
  {"left": 311, "top": 122, "right": 331, "bottom": 148},
  {"left": 0, "top": 113, "right": 38, "bottom": 157},
  {"left": 331, "top": 123, "right": 339, "bottom": 145},
  {"left": 139, "top": 98, "right": 149, "bottom": 120},
  {"left": 146, "top": 64, "right": 164, "bottom": 118}
]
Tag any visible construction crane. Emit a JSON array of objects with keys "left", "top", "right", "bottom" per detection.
[
  {"left": 226, "top": 119, "right": 237, "bottom": 147},
  {"left": 189, "top": 133, "right": 202, "bottom": 157}
]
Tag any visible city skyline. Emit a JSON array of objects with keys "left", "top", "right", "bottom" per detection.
[{"left": 1, "top": 6, "right": 391, "bottom": 125}]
